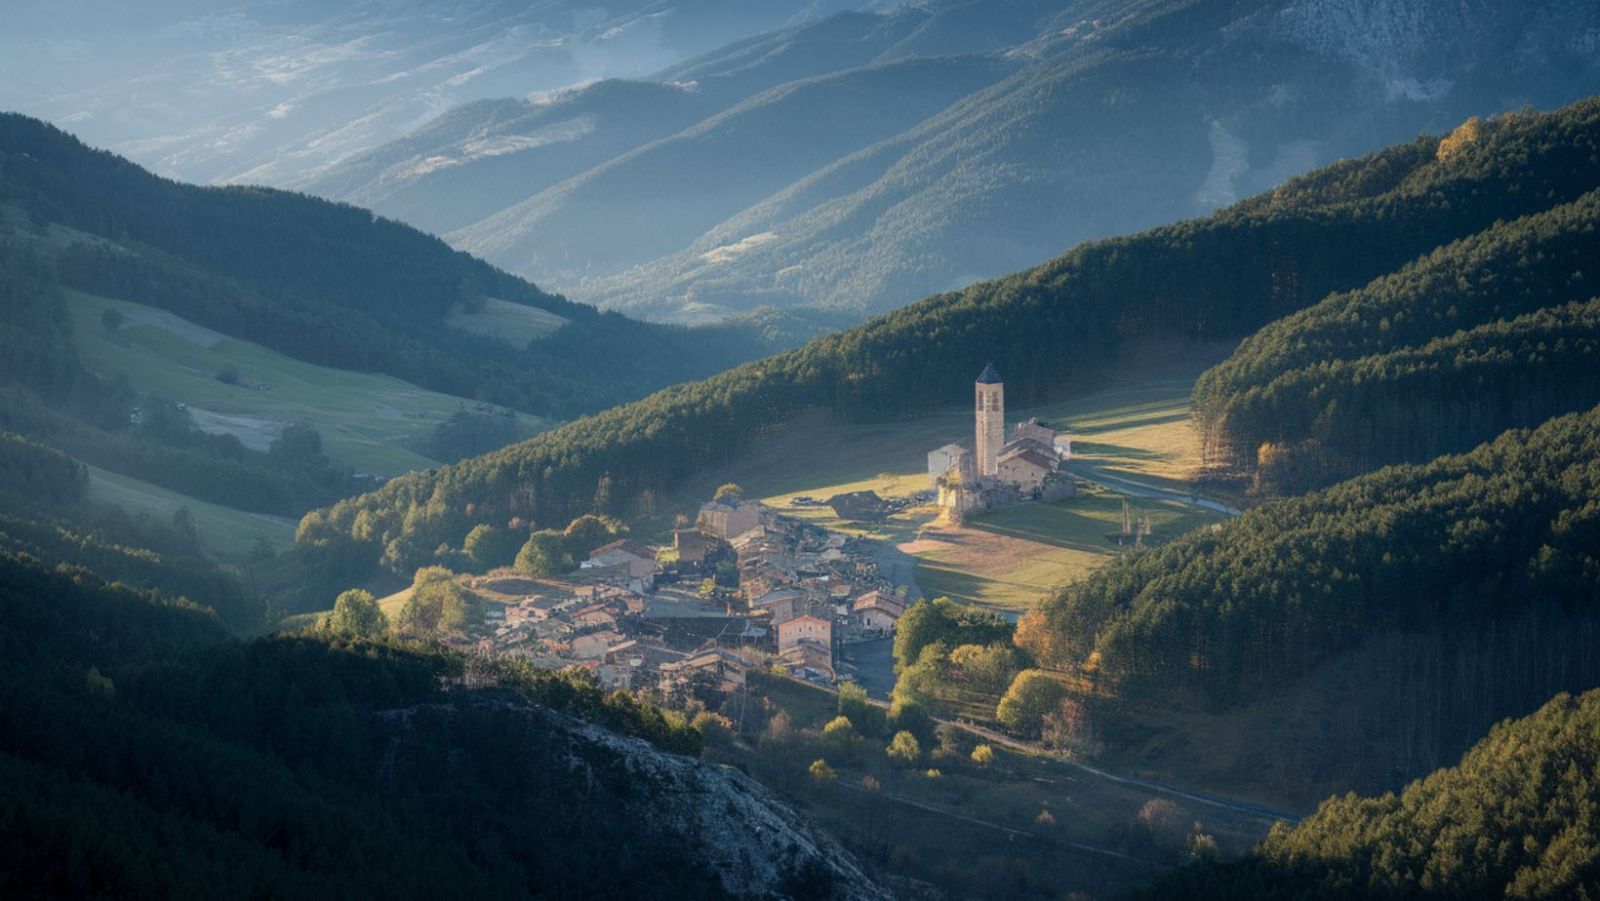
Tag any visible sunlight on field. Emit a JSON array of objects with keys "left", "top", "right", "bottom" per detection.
[
  {"left": 85, "top": 465, "right": 297, "bottom": 558},
  {"left": 444, "top": 297, "right": 569, "bottom": 347},
  {"left": 1021, "top": 381, "right": 1203, "bottom": 489},
  {"left": 678, "top": 379, "right": 1222, "bottom": 613},
  {"left": 67, "top": 290, "right": 551, "bottom": 475}
]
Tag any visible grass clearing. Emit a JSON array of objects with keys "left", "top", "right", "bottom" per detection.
[
  {"left": 444, "top": 297, "right": 568, "bottom": 347},
  {"left": 66, "top": 290, "right": 552, "bottom": 475},
  {"left": 85, "top": 465, "right": 297, "bottom": 558}
]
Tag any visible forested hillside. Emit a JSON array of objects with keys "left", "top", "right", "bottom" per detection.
[
  {"left": 0, "top": 113, "right": 791, "bottom": 419},
  {"left": 1017, "top": 404, "right": 1600, "bottom": 799},
  {"left": 0, "top": 550, "right": 883, "bottom": 897},
  {"left": 1195, "top": 163, "right": 1600, "bottom": 490},
  {"left": 1151, "top": 689, "right": 1600, "bottom": 899},
  {"left": 301, "top": 99, "right": 1600, "bottom": 579}
]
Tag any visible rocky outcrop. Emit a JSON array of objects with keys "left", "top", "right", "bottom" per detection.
[{"left": 375, "top": 693, "right": 890, "bottom": 899}]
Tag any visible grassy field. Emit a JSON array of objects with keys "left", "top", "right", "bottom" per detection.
[
  {"left": 674, "top": 380, "right": 1224, "bottom": 612},
  {"left": 66, "top": 290, "right": 552, "bottom": 476},
  {"left": 85, "top": 465, "right": 297, "bottom": 558},
  {"left": 444, "top": 297, "right": 569, "bottom": 347}
]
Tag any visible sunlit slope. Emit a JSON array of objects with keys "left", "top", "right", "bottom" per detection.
[{"left": 66, "top": 290, "right": 551, "bottom": 477}]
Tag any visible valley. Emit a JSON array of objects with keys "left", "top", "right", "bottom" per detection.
[{"left": 3, "top": 10, "right": 1600, "bottom": 898}]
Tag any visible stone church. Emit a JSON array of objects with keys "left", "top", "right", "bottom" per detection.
[{"left": 928, "top": 364, "right": 1074, "bottom": 521}]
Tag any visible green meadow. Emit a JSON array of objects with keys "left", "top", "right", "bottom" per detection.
[{"left": 66, "top": 289, "right": 552, "bottom": 476}]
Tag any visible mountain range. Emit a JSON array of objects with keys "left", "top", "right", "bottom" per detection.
[
  {"left": 0, "top": 0, "right": 860, "bottom": 188},
  {"left": 305, "top": 0, "right": 1600, "bottom": 322}
]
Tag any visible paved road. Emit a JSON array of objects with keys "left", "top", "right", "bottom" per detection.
[
  {"left": 837, "top": 637, "right": 896, "bottom": 699},
  {"left": 1062, "top": 461, "right": 1241, "bottom": 517}
]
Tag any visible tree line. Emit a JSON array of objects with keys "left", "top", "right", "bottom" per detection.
[
  {"left": 1149, "top": 689, "right": 1600, "bottom": 899},
  {"left": 0, "top": 112, "right": 804, "bottom": 420},
  {"left": 1194, "top": 185, "right": 1600, "bottom": 490},
  {"left": 1017, "top": 405, "right": 1600, "bottom": 772}
]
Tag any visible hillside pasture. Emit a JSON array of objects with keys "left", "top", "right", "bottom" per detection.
[
  {"left": 85, "top": 465, "right": 297, "bottom": 558},
  {"left": 66, "top": 290, "right": 552, "bottom": 476}
]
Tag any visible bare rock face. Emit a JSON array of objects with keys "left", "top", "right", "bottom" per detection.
[{"left": 375, "top": 693, "right": 890, "bottom": 900}]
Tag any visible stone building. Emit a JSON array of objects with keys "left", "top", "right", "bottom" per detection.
[{"left": 928, "top": 363, "right": 1074, "bottom": 521}]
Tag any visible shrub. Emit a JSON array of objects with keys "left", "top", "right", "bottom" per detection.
[
  {"left": 971, "top": 744, "right": 995, "bottom": 767},
  {"left": 514, "top": 529, "right": 571, "bottom": 577},
  {"left": 324, "top": 588, "right": 386, "bottom": 638},
  {"left": 886, "top": 730, "right": 921, "bottom": 767},
  {"left": 838, "top": 682, "right": 886, "bottom": 737},
  {"left": 808, "top": 759, "right": 836, "bottom": 781},
  {"left": 996, "top": 669, "right": 1069, "bottom": 737}
]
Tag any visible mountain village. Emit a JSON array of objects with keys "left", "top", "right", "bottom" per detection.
[{"left": 448, "top": 365, "right": 1078, "bottom": 707}]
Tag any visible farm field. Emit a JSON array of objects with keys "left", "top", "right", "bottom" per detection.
[
  {"left": 676, "top": 378, "right": 1226, "bottom": 613},
  {"left": 65, "top": 289, "right": 552, "bottom": 476},
  {"left": 85, "top": 465, "right": 298, "bottom": 558}
]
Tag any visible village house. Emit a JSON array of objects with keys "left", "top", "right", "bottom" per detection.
[
  {"left": 777, "top": 641, "right": 835, "bottom": 682},
  {"left": 570, "top": 629, "right": 624, "bottom": 660},
  {"left": 927, "top": 444, "right": 968, "bottom": 488},
  {"left": 753, "top": 588, "right": 804, "bottom": 624},
  {"left": 778, "top": 614, "right": 832, "bottom": 651},
  {"left": 572, "top": 606, "right": 617, "bottom": 632},
  {"left": 659, "top": 646, "right": 749, "bottom": 696},
  {"left": 854, "top": 590, "right": 906, "bottom": 632},
  {"left": 997, "top": 443, "right": 1058, "bottom": 494},
  {"left": 697, "top": 499, "right": 763, "bottom": 541},
  {"left": 584, "top": 539, "right": 657, "bottom": 578},
  {"left": 672, "top": 528, "right": 708, "bottom": 565}
]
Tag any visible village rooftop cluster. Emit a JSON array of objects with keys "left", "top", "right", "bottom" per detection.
[{"left": 461, "top": 493, "right": 910, "bottom": 705}]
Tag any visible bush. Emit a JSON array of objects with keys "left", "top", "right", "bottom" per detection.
[
  {"left": 888, "top": 696, "right": 936, "bottom": 748},
  {"left": 886, "top": 730, "right": 921, "bottom": 768},
  {"left": 948, "top": 642, "right": 1024, "bottom": 694},
  {"left": 324, "top": 588, "right": 386, "bottom": 638},
  {"left": 837, "top": 682, "right": 886, "bottom": 737},
  {"left": 463, "top": 523, "right": 519, "bottom": 571},
  {"left": 514, "top": 529, "right": 571, "bottom": 577},
  {"left": 971, "top": 744, "right": 995, "bottom": 767},
  {"left": 394, "top": 568, "right": 473, "bottom": 640},
  {"left": 808, "top": 758, "right": 836, "bottom": 781},
  {"left": 561, "top": 514, "right": 627, "bottom": 559},
  {"left": 996, "top": 670, "right": 1069, "bottom": 737},
  {"left": 822, "top": 715, "right": 857, "bottom": 743}
]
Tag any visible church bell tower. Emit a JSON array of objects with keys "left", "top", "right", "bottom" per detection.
[{"left": 975, "top": 363, "right": 1004, "bottom": 477}]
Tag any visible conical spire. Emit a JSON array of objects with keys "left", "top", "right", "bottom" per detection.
[{"left": 976, "top": 362, "right": 1002, "bottom": 384}]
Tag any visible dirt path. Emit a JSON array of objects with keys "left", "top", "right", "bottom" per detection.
[
  {"left": 946, "top": 718, "right": 1296, "bottom": 823},
  {"left": 833, "top": 780, "right": 1165, "bottom": 868}
]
